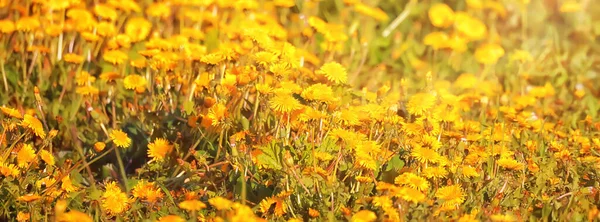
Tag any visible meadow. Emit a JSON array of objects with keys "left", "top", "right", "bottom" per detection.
[{"left": 0, "top": 0, "right": 599, "bottom": 221}]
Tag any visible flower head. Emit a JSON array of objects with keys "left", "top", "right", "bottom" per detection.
[
  {"left": 22, "top": 114, "right": 45, "bottom": 138},
  {"left": 147, "top": 138, "right": 173, "bottom": 161},
  {"left": 316, "top": 62, "right": 348, "bottom": 84},
  {"left": 110, "top": 129, "right": 131, "bottom": 148}
]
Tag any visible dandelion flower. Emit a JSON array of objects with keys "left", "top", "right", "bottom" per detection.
[
  {"left": 125, "top": 17, "right": 152, "bottom": 42},
  {"left": 308, "top": 208, "right": 321, "bottom": 218},
  {"left": 317, "top": 62, "right": 348, "bottom": 84},
  {"left": 351, "top": 210, "right": 377, "bottom": 222},
  {"left": 57, "top": 211, "right": 92, "bottom": 222},
  {"left": 208, "top": 196, "right": 233, "bottom": 210},
  {"left": 394, "top": 173, "right": 430, "bottom": 191},
  {"left": 270, "top": 93, "right": 303, "bottom": 113},
  {"left": 1, "top": 106, "right": 22, "bottom": 119},
  {"left": 435, "top": 184, "right": 466, "bottom": 208},
  {"left": 103, "top": 50, "right": 128, "bottom": 65},
  {"left": 406, "top": 93, "right": 436, "bottom": 116},
  {"left": 157, "top": 215, "right": 186, "bottom": 222},
  {"left": 354, "top": 3, "right": 389, "bottom": 22},
  {"left": 17, "top": 144, "right": 36, "bottom": 168},
  {"left": 123, "top": 74, "right": 148, "bottom": 93},
  {"left": 110, "top": 129, "right": 131, "bottom": 148},
  {"left": 18, "top": 194, "right": 41, "bottom": 202},
  {"left": 22, "top": 114, "right": 46, "bottom": 138},
  {"left": 454, "top": 12, "right": 487, "bottom": 41},
  {"left": 101, "top": 181, "right": 131, "bottom": 215},
  {"left": 497, "top": 157, "right": 524, "bottom": 171},
  {"left": 474, "top": 43, "right": 505, "bottom": 64},
  {"left": 429, "top": 3, "right": 455, "bottom": 28},
  {"left": 179, "top": 200, "right": 207, "bottom": 211},
  {"left": 147, "top": 138, "right": 173, "bottom": 161},
  {"left": 0, "top": 162, "right": 19, "bottom": 177},
  {"left": 16, "top": 17, "right": 40, "bottom": 32},
  {"left": 39, "top": 150, "right": 55, "bottom": 166},
  {"left": 423, "top": 32, "right": 449, "bottom": 50},
  {"left": 0, "top": 20, "right": 15, "bottom": 34}
]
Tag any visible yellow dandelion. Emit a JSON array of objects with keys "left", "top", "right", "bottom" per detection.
[
  {"left": 17, "top": 144, "right": 36, "bottom": 168},
  {"left": 435, "top": 184, "right": 466, "bottom": 208},
  {"left": 123, "top": 74, "right": 148, "bottom": 93},
  {"left": 423, "top": 32, "right": 449, "bottom": 50},
  {"left": 411, "top": 147, "right": 441, "bottom": 164},
  {"left": 16, "top": 17, "right": 40, "bottom": 32},
  {"left": 351, "top": 210, "right": 377, "bottom": 222},
  {"left": 1, "top": 106, "right": 22, "bottom": 119},
  {"left": 0, "top": 162, "right": 20, "bottom": 177},
  {"left": 110, "top": 129, "right": 131, "bottom": 148},
  {"left": 461, "top": 165, "right": 480, "bottom": 178},
  {"left": 354, "top": 3, "right": 389, "bottom": 22},
  {"left": 406, "top": 93, "right": 437, "bottom": 116},
  {"left": 179, "top": 200, "right": 207, "bottom": 211},
  {"left": 394, "top": 173, "right": 430, "bottom": 191},
  {"left": 497, "top": 157, "right": 524, "bottom": 171},
  {"left": 125, "top": 17, "right": 152, "bottom": 42},
  {"left": 207, "top": 103, "right": 228, "bottom": 126},
  {"left": 157, "top": 215, "right": 186, "bottom": 222},
  {"left": 22, "top": 114, "right": 46, "bottom": 138},
  {"left": 454, "top": 12, "right": 487, "bottom": 41},
  {"left": 316, "top": 62, "right": 348, "bottom": 84},
  {"left": 103, "top": 50, "right": 128, "bottom": 65},
  {"left": 39, "top": 150, "right": 55, "bottom": 166},
  {"left": 429, "top": 3, "right": 455, "bottom": 28},
  {"left": 208, "top": 196, "right": 233, "bottom": 210},
  {"left": 101, "top": 181, "right": 131, "bottom": 215},
  {"left": 147, "top": 138, "right": 173, "bottom": 161},
  {"left": 270, "top": 93, "right": 303, "bottom": 113},
  {"left": 474, "top": 43, "right": 505, "bottom": 65},
  {"left": 0, "top": 20, "right": 15, "bottom": 34},
  {"left": 423, "top": 166, "right": 448, "bottom": 179},
  {"left": 56, "top": 210, "right": 93, "bottom": 222},
  {"left": 308, "top": 208, "right": 321, "bottom": 218}
]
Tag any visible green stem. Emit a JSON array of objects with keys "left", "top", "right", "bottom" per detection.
[{"left": 114, "top": 147, "right": 130, "bottom": 191}]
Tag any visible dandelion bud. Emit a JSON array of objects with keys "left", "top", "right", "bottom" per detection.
[{"left": 94, "top": 142, "right": 106, "bottom": 152}]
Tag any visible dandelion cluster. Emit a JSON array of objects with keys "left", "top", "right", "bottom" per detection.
[{"left": 0, "top": 0, "right": 598, "bottom": 221}]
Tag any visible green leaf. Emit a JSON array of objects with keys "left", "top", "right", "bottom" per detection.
[
  {"left": 183, "top": 100, "right": 195, "bottom": 115},
  {"left": 385, "top": 155, "right": 405, "bottom": 172}
]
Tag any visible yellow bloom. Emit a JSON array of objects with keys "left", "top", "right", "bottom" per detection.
[
  {"left": 406, "top": 93, "right": 436, "bottom": 116},
  {"left": 101, "top": 181, "right": 131, "bottom": 215},
  {"left": 475, "top": 43, "right": 505, "bottom": 64},
  {"left": 316, "top": 62, "right": 348, "bottom": 84},
  {"left": 63, "top": 53, "right": 84, "bottom": 64},
  {"left": 22, "top": 114, "right": 46, "bottom": 138},
  {"left": 16, "top": 17, "right": 40, "bottom": 32},
  {"left": 125, "top": 17, "right": 152, "bottom": 42},
  {"left": 208, "top": 196, "right": 233, "bottom": 210},
  {"left": 17, "top": 144, "right": 36, "bottom": 168},
  {"left": 94, "top": 142, "right": 106, "bottom": 152},
  {"left": 56, "top": 210, "right": 93, "bottom": 222},
  {"left": 16, "top": 211, "right": 30, "bottom": 222},
  {"left": 103, "top": 50, "right": 128, "bottom": 65},
  {"left": 123, "top": 74, "right": 148, "bottom": 93},
  {"left": 351, "top": 210, "right": 377, "bottom": 222},
  {"left": 454, "top": 12, "right": 487, "bottom": 41},
  {"left": 0, "top": 162, "right": 20, "bottom": 177},
  {"left": 394, "top": 173, "right": 430, "bottom": 191},
  {"left": 157, "top": 215, "right": 186, "bottom": 222},
  {"left": 132, "top": 180, "right": 164, "bottom": 203},
  {"left": 301, "top": 83, "right": 335, "bottom": 104},
  {"left": 0, "top": 20, "right": 15, "bottom": 34},
  {"left": 75, "top": 86, "right": 99, "bottom": 96},
  {"left": 39, "top": 150, "right": 55, "bottom": 166},
  {"left": 308, "top": 208, "right": 321, "bottom": 218},
  {"left": 429, "top": 3, "right": 455, "bottom": 28},
  {"left": 179, "top": 200, "right": 207, "bottom": 211},
  {"left": 497, "top": 157, "right": 524, "bottom": 170},
  {"left": 435, "top": 184, "right": 466, "bottom": 208},
  {"left": 147, "top": 138, "right": 173, "bottom": 161},
  {"left": 146, "top": 2, "right": 171, "bottom": 19},
  {"left": 1, "top": 106, "right": 22, "bottom": 119},
  {"left": 560, "top": 1, "right": 580, "bottom": 13},
  {"left": 110, "top": 129, "right": 131, "bottom": 148},
  {"left": 423, "top": 32, "right": 449, "bottom": 50},
  {"left": 354, "top": 3, "right": 389, "bottom": 22},
  {"left": 207, "top": 103, "right": 228, "bottom": 126},
  {"left": 94, "top": 4, "right": 118, "bottom": 21},
  {"left": 270, "top": 93, "right": 303, "bottom": 113}
]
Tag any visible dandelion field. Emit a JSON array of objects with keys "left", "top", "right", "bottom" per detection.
[{"left": 1, "top": 0, "right": 600, "bottom": 221}]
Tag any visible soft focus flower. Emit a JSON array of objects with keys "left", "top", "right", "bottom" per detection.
[
  {"left": 110, "top": 129, "right": 131, "bottom": 148},
  {"left": 429, "top": 3, "right": 455, "bottom": 28},
  {"left": 147, "top": 138, "right": 173, "bottom": 161}
]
